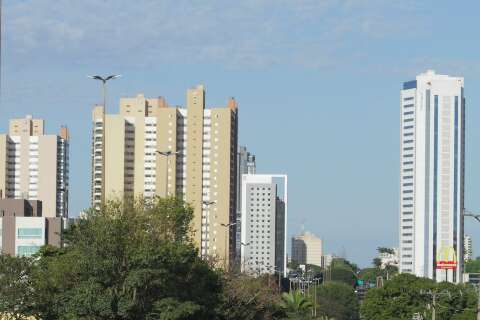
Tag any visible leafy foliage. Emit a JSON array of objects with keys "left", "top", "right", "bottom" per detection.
[
  {"left": 31, "top": 197, "right": 222, "bottom": 320},
  {"left": 377, "top": 247, "right": 395, "bottom": 255},
  {"left": 360, "top": 273, "right": 477, "bottom": 320},
  {"left": 279, "top": 290, "right": 313, "bottom": 319},
  {"left": 217, "top": 272, "right": 282, "bottom": 320},
  {"left": 316, "top": 282, "right": 359, "bottom": 320},
  {"left": 465, "top": 258, "right": 480, "bottom": 273},
  {"left": 0, "top": 254, "right": 36, "bottom": 320}
]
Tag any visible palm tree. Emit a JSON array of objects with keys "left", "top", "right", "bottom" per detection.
[{"left": 280, "top": 290, "right": 313, "bottom": 319}]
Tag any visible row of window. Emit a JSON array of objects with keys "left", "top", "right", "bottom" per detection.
[
  {"left": 17, "top": 228, "right": 42, "bottom": 239},
  {"left": 17, "top": 245, "right": 40, "bottom": 257}
]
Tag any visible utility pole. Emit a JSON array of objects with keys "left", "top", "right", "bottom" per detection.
[{"left": 420, "top": 289, "right": 451, "bottom": 320}]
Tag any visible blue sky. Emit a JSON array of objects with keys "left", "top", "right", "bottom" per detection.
[{"left": 1, "top": 0, "right": 480, "bottom": 267}]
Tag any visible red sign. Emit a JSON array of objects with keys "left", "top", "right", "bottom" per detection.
[{"left": 436, "top": 261, "right": 457, "bottom": 270}]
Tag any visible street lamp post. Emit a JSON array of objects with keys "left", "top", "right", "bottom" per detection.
[
  {"left": 240, "top": 241, "right": 250, "bottom": 272},
  {"left": 464, "top": 209, "right": 480, "bottom": 223},
  {"left": 266, "top": 265, "right": 282, "bottom": 294},
  {"left": 156, "top": 150, "right": 179, "bottom": 197},
  {"left": 220, "top": 222, "right": 237, "bottom": 269},
  {"left": 87, "top": 75, "right": 121, "bottom": 110}
]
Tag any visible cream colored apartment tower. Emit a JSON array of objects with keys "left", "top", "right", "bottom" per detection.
[
  {"left": 291, "top": 231, "right": 323, "bottom": 267},
  {"left": 0, "top": 115, "right": 69, "bottom": 218},
  {"left": 91, "top": 85, "right": 238, "bottom": 264}
]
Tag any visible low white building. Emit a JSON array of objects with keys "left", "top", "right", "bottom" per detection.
[
  {"left": 378, "top": 248, "right": 399, "bottom": 269},
  {"left": 321, "top": 254, "right": 335, "bottom": 268}
]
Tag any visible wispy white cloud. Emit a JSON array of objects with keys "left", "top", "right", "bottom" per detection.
[{"left": 4, "top": 0, "right": 426, "bottom": 69}]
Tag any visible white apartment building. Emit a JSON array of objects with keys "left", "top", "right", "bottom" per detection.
[
  {"left": 0, "top": 116, "right": 70, "bottom": 218},
  {"left": 241, "top": 174, "right": 287, "bottom": 276},
  {"left": 399, "top": 70, "right": 464, "bottom": 283}
]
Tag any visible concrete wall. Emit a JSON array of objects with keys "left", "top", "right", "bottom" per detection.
[{"left": 38, "top": 135, "right": 58, "bottom": 217}]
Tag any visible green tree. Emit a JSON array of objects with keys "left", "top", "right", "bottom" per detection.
[
  {"left": 31, "top": 197, "right": 223, "bottom": 320},
  {"left": 357, "top": 268, "right": 379, "bottom": 284},
  {"left": 217, "top": 272, "right": 282, "bottom": 320},
  {"left": 361, "top": 273, "right": 477, "bottom": 320},
  {"left": 0, "top": 254, "right": 36, "bottom": 320},
  {"left": 279, "top": 290, "right": 313, "bottom": 319},
  {"left": 316, "top": 282, "right": 359, "bottom": 320},
  {"left": 465, "top": 258, "right": 480, "bottom": 273},
  {"left": 372, "top": 258, "right": 382, "bottom": 269},
  {"left": 377, "top": 247, "right": 395, "bottom": 255}
]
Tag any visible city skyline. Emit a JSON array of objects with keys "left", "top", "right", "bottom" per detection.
[{"left": 2, "top": 1, "right": 480, "bottom": 267}]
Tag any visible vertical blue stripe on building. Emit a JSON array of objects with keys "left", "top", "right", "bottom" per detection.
[
  {"left": 454, "top": 96, "right": 458, "bottom": 250},
  {"left": 433, "top": 95, "right": 439, "bottom": 278},
  {"left": 425, "top": 90, "right": 431, "bottom": 274}
]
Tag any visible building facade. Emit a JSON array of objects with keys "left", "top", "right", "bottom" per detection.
[
  {"left": 464, "top": 235, "right": 472, "bottom": 262},
  {"left": 321, "top": 254, "right": 335, "bottom": 269},
  {"left": 240, "top": 174, "right": 287, "bottom": 276},
  {"left": 236, "top": 146, "right": 256, "bottom": 256},
  {"left": 91, "top": 86, "right": 238, "bottom": 264},
  {"left": 399, "top": 70, "right": 465, "bottom": 283},
  {"left": 0, "top": 116, "right": 69, "bottom": 218},
  {"left": 0, "top": 199, "right": 69, "bottom": 256},
  {"left": 291, "top": 231, "right": 323, "bottom": 267}
]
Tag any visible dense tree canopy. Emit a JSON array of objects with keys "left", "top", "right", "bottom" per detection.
[
  {"left": 361, "top": 273, "right": 477, "bottom": 320},
  {"left": 465, "top": 258, "right": 480, "bottom": 273},
  {"left": 316, "top": 282, "right": 359, "bottom": 320},
  {"left": 0, "top": 254, "right": 36, "bottom": 320}
]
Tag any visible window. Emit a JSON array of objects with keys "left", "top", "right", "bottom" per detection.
[
  {"left": 403, "top": 111, "right": 414, "bottom": 116},
  {"left": 17, "top": 228, "right": 42, "bottom": 239},
  {"left": 17, "top": 245, "right": 40, "bottom": 256}
]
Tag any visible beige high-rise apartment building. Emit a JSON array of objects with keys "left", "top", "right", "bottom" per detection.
[
  {"left": 291, "top": 231, "right": 323, "bottom": 267},
  {"left": 91, "top": 85, "right": 238, "bottom": 263},
  {"left": 0, "top": 115, "right": 69, "bottom": 218}
]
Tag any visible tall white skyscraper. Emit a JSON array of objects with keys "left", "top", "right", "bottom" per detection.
[
  {"left": 399, "top": 70, "right": 464, "bottom": 283},
  {"left": 241, "top": 174, "right": 287, "bottom": 276}
]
